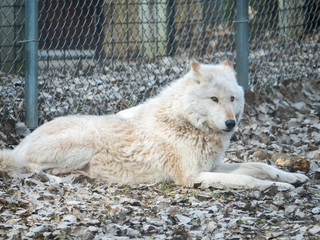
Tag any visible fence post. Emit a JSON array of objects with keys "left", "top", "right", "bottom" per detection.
[
  {"left": 236, "top": 0, "right": 249, "bottom": 90},
  {"left": 167, "top": 0, "right": 176, "bottom": 56},
  {"left": 25, "top": 0, "right": 38, "bottom": 129}
]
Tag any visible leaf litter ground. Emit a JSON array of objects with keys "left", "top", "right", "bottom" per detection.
[{"left": 0, "top": 77, "right": 320, "bottom": 239}]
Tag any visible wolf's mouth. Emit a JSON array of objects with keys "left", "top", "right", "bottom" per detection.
[{"left": 222, "top": 129, "right": 233, "bottom": 133}]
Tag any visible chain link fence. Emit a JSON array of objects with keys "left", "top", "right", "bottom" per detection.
[
  {"left": 0, "top": 0, "right": 319, "bottom": 133},
  {"left": 0, "top": 0, "right": 25, "bottom": 134},
  {"left": 249, "top": 0, "right": 319, "bottom": 86}
]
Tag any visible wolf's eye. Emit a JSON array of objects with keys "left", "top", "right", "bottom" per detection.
[
  {"left": 211, "top": 97, "right": 219, "bottom": 103},
  {"left": 231, "top": 96, "right": 235, "bottom": 102}
]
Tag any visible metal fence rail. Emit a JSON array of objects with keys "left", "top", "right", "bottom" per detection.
[{"left": 0, "top": 0, "right": 319, "bottom": 130}]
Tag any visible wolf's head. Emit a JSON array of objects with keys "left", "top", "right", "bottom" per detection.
[{"left": 182, "top": 61, "right": 244, "bottom": 133}]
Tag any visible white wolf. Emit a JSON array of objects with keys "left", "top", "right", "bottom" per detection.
[{"left": 0, "top": 61, "right": 308, "bottom": 189}]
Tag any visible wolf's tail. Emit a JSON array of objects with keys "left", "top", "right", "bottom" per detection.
[{"left": 0, "top": 149, "right": 23, "bottom": 171}]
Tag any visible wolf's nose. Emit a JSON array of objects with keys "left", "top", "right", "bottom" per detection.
[{"left": 225, "top": 119, "right": 236, "bottom": 130}]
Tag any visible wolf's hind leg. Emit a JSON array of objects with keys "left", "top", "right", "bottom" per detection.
[
  {"left": 21, "top": 145, "right": 95, "bottom": 175},
  {"left": 214, "top": 162, "right": 309, "bottom": 186}
]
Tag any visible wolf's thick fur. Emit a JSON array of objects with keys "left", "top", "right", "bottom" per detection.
[{"left": 0, "top": 61, "right": 308, "bottom": 189}]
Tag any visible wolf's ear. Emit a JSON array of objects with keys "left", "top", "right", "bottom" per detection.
[
  {"left": 190, "top": 61, "right": 203, "bottom": 84},
  {"left": 221, "top": 61, "right": 234, "bottom": 70},
  {"left": 191, "top": 61, "right": 201, "bottom": 73}
]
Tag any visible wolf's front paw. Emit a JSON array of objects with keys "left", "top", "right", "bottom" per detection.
[
  {"left": 270, "top": 182, "right": 295, "bottom": 191},
  {"left": 280, "top": 172, "right": 309, "bottom": 187},
  {"left": 290, "top": 173, "right": 309, "bottom": 187}
]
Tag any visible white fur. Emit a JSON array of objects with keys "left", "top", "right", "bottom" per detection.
[{"left": 0, "top": 61, "right": 309, "bottom": 190}]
